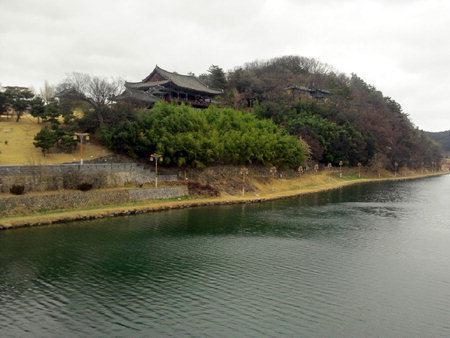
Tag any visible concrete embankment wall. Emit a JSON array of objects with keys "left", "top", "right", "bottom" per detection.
[
  {"left": 0, "top": 163, "right": 178, "bottom": 193},
  {"left": 0, "top": 186, "right": 188, "bottom": 216}
]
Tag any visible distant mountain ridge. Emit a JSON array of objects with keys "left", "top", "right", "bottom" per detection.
[{"left": 426, "top": 130, "right": 450, "bottom": 155}]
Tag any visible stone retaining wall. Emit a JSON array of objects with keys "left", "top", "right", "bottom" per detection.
[
  {"left": 0, "top": 163, "right": 141, "bottom": 176},
  {"left": 0, "top": 186, "right": 188, "bottom": 216},
  {"left": 0, "top": 163, "right": 178, "bottom": 193}
]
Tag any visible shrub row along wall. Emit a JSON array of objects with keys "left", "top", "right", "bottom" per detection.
[
  {"left": 0, "top": 163, "right": 178, "bottom": 193},
  {"left": 0, "top": 186, "right": 188, "bottom": 216}
]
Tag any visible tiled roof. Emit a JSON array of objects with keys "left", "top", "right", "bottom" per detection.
[
  {"left": 142, "top": 66, "right": 222, "bottom": 95},
  {"left": 114, "top": 88, "right": 159, "bottom": 104},
  {"left": 125, "top": 80, "right": 169, "bottom": 90}
]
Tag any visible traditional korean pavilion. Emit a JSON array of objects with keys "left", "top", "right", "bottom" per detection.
[{"left": 116, "top": 66, "right": 222, "bottom": 108}]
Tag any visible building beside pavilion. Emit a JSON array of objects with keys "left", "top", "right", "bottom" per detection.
[
  {"left": 115, "top": 66, "right": 222, "bottom": 108},
  {"left": 285, "top": 85, "right": 331, "bottom": 101}
]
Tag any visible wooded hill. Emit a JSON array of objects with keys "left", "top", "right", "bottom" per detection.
[{"left": 201, "top": 56, "right": 442, "bottom": 170}]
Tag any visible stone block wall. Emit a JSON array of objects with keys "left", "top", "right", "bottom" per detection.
[
  {"left": 0, "top": 163, "right": 179, "bottom": 193},
  {"left": 0, "top": 186, "right": 188, "bottom": 216}
]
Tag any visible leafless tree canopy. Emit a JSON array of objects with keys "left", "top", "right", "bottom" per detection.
[
  {"left": 57, "top": 73, "right": 123, "bottom": 106},
  {"left": 39, "top": 81, "right": 56, "bottom": 104},
  {"left": 56, "top": 72, "right": 124, "bottom": 123}
]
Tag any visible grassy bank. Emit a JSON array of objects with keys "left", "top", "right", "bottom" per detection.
[
  {"left": 0, "top": 114, "right": 110, "bottom": 165},
  {"left": 0, "top": 170, "right": 447, "bottom": 230}
]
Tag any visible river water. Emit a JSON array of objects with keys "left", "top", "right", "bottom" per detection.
[{"left": 1, "top": 175, "right": 449, "bottom": 337}]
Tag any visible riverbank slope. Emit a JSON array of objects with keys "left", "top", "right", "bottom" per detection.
[{"left": 1, "top": 170, "right": 447, "bottom": 230}]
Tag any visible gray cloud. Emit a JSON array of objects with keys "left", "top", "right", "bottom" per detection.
[{"left": 0, "top": 0, "right": 448, "bottom": 131}]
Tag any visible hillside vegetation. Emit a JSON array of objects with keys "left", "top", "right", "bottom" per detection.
[
  {"left": 215, "top": 56, "right": 442, "bottom": 169},
  {"left": 100, "top": 103, "right": 308, "bottom": 168},
  {"left": 426, "top": 130, "right": 450, "bottom": 155}
]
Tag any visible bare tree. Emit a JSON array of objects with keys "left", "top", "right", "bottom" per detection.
[
  {"left": 57, "top": 73, "right": 124, "bottom": 124},
  {"left": 39, "top": 80, "right": 56, "bottom": 104}
]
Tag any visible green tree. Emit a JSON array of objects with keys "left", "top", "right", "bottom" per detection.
[
  {"left": 33, "top": 127, "right": 58, "bottom": 155},
  {"left": 33, "top": 124, "right": 78, "bottom": 154},
  {"left": 101, "top": 102, "right": 308, "bottom": 168},
  {"left": 29, "top": 97, "right": 46, "bottom": 123},
  {"left": 4, "top": 87, "right": 34, "bottom": 122},
  {"left": 0, "top": 92, "right": 8, "bottom": 115},
  {"left": 29, "top": 96, "right": 65, "bottom": 125},
  {"left": 58, "top": 134, "right": 78, "bottom": 153},
  {"left": 199, "top": 65, "right": 227, "bottom": 90},
  {"left": 207, "top": 65, "right": 227, "bottom": 89},
  {"left": 43, "top": 100, "right": 63, "bottom": 125}
]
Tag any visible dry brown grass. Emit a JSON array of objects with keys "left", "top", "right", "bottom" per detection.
[
  {"left": 0, "top": 114, "right": 111, "bottom": 165},
  {"left": 251, "top": 173, "right": 340, "bottom": 194}
]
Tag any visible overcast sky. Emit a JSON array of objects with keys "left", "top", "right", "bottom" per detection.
[{"left": 0, "top": 0, "right": 449, "bottom": 131}]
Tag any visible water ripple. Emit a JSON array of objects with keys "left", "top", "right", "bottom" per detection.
[{"left": 1, "top": 176, "right": 450, "bottom": 336}]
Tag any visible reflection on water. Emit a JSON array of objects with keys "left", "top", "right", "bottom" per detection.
[{"left": 1, "top": 175, "right": 450, "bottom": 336}]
